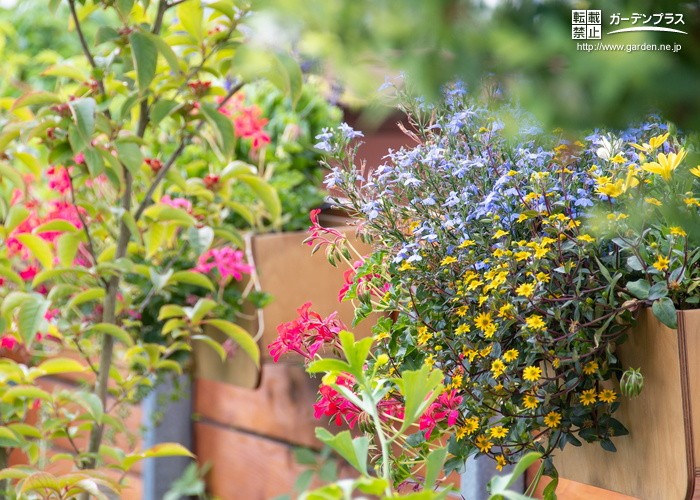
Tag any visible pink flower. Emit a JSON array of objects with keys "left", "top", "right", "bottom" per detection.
[
  {"left": 419, "top": 390, "right": 463, "bottom": 439},
  {"left": 268, "top": 302, "right": 345, "bottom": 362},
  {"left": 73, "top": 152, "right": 85, "bottom": 165},
  {"left": 304, "top": 209, "right": 346, "bottom": 250},
  {"left": 47, "top": 166, "right": 72, "bottom": 194},
  {"left": 232, "top": 105, "right": 271, "bottom": 151},
  {"left": 194, "top": 247, "right": 253, "bottom": 282},
  {"left": 1, "top": 335, "right": 19, "bottom": 350},
  {"left": 19, "top": 266, "right": 39, "bottom": 282},
  {"left": 44, "top": 309, "right": 60, "bottom": 321},
  {"left": 161, "top": 195, "right": 193, "bottom": 213},
  {"left": 313, "top": 374, "right": 361, "bottom": 428}
]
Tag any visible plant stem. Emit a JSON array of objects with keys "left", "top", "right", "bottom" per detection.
[
  {"left": 369, "top": 400, "right": 392, "bottom": 496},
  {"left": 83, "top": 169, "right": 133, "bottom": 470}
]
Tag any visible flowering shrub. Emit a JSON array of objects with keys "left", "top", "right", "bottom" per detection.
[
  {"left": 0, "top": 0, "right": 307, "bottom": 496},
  {"left": 276, "top": 83, "right": 700, "bottom": 495}
]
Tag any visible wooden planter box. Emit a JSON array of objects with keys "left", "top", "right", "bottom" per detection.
[{"left": 550, "top": 308, "right": 700, "bottom": 499}]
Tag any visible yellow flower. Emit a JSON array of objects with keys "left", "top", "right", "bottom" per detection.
[
  {"left": 463, "top": 416, "right": 479, "bottom": 436},
  {"left": 578, "top": 234, "right": 595, "bottom": 243},
  {"left": 475, "top": 434, "right": 492, "bottom": 453},
  {"left": 493, "top": 229, "right": 509, "bottom": 239},
  {"left": 497, "top": 303, "right": 516, "bottom": 319},
  {"left": 690, "top": 166, "right": 700, "bottom": 177},
  {"left": 474, "top": 312, "right": 494, "bottom": 331},
  {"left": 598, "top": 389, "right": 617, "bottom": 403},
  {"left": 441, "top": 255, "right": 457, "bottom": 266},
  {"left": 488, "top": 426, "right": 509, "bottom": 439},
  {"left": 535, "top": 272, "right": 550, "bottom": 284},
  {"left": 523, "top": 366, "right": 542, "bottom": 382},
  {"left": 641, "top": 148, "right": 687, "bottom": 181},
  {"left": 491, "top": 359, "right": 506, "bottom": 378},
  {"left": 517, "top": 213, "right": 529, "bottom": 223},
  {"left": 398, "top": 261, "right": 415, "bottom": 272},
  {"left": 514, "top": 251, "right": 531, "bottom": 262},
  {"left": 482, "top": 323, "right": 497, "bottom": 339},
  {"left": 417, "top": 326, "right": 433, "bottom": 345},
  {"left": 685, "top": 197, "right": 700, "bottom": 207},
  {"left": 495, "top": 455, "right": 507, "bottom": 471},
  {"left": 424, "top": 354, "right": 435, "bottom": 369},
  {"left": 523, "top": 394, "right": 539, "bottom": 410},
  {"left": 456, "top": 306, "right": 468, "bottom": 317},
  {"left": 580, "top": 388, "right": 597, "bottom": 406},
  {"left": 544, "top": 411, "right": 562, "bottom": 429},
  {"left": 503, "top": 349, "right": 519, "bottom": 362},
  {"left": 455, "top": 323, "right": 471, "bottom": 335},
  {"left": 644, "top": 197, "right": 662, "bottom": 206},
  {"left": 583, "top": 361, "right": 599, "bottom": 375},
  {"left": 630, "top": 132, "right": 669, "bottom": 154},
  {"left": 596, "top": 178, "right": 625, "bottom": 198},
  {"left": 669, "top": 226, "right": 687, "bottom": 237},
  {"left": 653, "top": 255, "right": 670, "bottom": 272},
  {"left": 525, "top": 315, "right": 547, "bottom": 332},
  {"left": 458, "top": 239, "right": 476, "bottom": 248},
  {"left": 610, "top": 154, "right": 626, "bottom": 164},
  {"left": 463, "top": 348, "right": 479, "bottom": 362},
  {"left": 479, "top": 345, "right": 493, "bottom": 358},
  {"left": 516, "top": 282, "right": 536, "bottom": 298}
]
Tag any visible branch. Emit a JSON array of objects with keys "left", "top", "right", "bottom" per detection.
[
  {"left": 67, "top": 0, "right": 106, "bottom": 96},
  {"left": 68, "top": 174, "right": 101, "bottom": 271},
  {"left": 133, "top": 81, "right": 243, "bottom": 221}
]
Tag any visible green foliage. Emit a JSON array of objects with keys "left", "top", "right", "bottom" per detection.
[
  {"left": 0, "top": 0, "right": 321, "bottom": 495},
  {"left": 259, "top": 0, "right": 700, "bottom": 133}
]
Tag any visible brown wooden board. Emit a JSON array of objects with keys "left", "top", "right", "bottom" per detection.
[
  {"left": 194, "top": 362, "right": 325, "bottom": 450},
  {"left": 553, "top": 308, "right": 699, "bottom": 499}
]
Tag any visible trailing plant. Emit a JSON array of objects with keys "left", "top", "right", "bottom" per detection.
[{"left": 271, "top": 83, "right": 699, "bottom": 495}]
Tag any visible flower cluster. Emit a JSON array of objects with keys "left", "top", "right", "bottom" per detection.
[
  {"left": 314, "top": 85, "right": 694, "bottom": 473},
  {"left": 268, "top": 302, "right": 345, "bottom": 362}
]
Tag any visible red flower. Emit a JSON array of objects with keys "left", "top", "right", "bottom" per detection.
[
  {"left": 1, "top": 335, "right": 19, "bottom": 350},
  {"left": 268, "top": 302, "right": 345, "bottom": 362},
  {"left": 419, "top": 390, "right": 463, "bottom": 439},
  {"left": 313, "top": 374, "right": 361, "bottom": 428},
  {"left": 47, "top": 166, "right": 72, "bottom": 194}
]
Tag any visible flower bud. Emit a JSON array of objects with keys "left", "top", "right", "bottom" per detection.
[{"left": 620, "top": 367, "right": 644, "bottom": 398}]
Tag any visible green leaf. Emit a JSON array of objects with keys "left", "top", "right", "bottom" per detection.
[
  {"left": 67, "top": 288, "right": 106, "bottom": 310},
  {"left": 121, "top": 443, "right": 194, "bottom": 471},
  {"left": 129, "top": 31, "right": 158, "bottom": 93},
  {"left": 33, "top": 220, "right": 80, "bottom": 235},
  {"left": 151, "top": 99, "right": 181, "bottom": 126},
  {"left": 200, "top": 103, "right": 235, "bottom": 159},
  {"left": 202, "top": 319, "right": 260, "bottom": 367},
  {"left": 12, "top": 91, "right": 63, "bottom": 110},
  {"left": 652, "top": 297, "right": 678, "bottom": 329},
  {"left": 394, "top": 365, "right": 444, "bottom": 432},
  {"left": 57, "top": 233, "right": 81, "bottom": 268},
  {"left": 0, "top": 164, "right": 25, "bottom": 190},
  {"left": 144, "top": 222, "right": 166, "bottom": 258},
  {"left": 143, "top": 204, "right": 196, "bottom": 226},
  {"left": 238, "top": 174, "right": 282, "bottom": 224},
  {"left": 147, "top": 32, "right": 181, "bottom": 74},
  {"left": 167, "top": 271, "right": 215, "bottom": 292},
  {"left": 15, "top": 234, "right": 54, "bottom": 270},
  {"left": 121, "top": 211, "right": 143, "bottom": 245},
  {"left": 74, "top": 391, "right": 104, "bottom": 424},
  {"left": 116, "top": 140, "right": 144, "bottom": 174},
  {"left": 84, "top": 147, "right": 105, "bottom": 177},
  {"left": 188, "top": 298, "right": 217, "bottom": 323},
  {"left": 2, "top": 386, "right": 53, "bottom": 403},
  {"left": 192, "top": 334, "right": 227, "bottom": 361},
  {"left": 69, "top": 98, "right": 96, "bottom": 141},
  {"left": 86, "top": 323, "right": 134, "bottom": 346},
  {"left": 315, "top": 428, "right": 368, "bottom": 475},
  {"left": 18, "top": 296, "right": 50, "bottom": 345},
  {"left": 95, "top": 26, "right": 121, "bottom": 45},
  {"left": 424, "top": 446, "right": 448, "bottom": 490},
  {"left": 176, "top": 0, "right": 204, "bottom": 41},
  {"left": 648, "top": 282, "right": 669, "bottom": 301},
  {"left": 0, "top": 266, "right": 23, "bottom": 286},
  {"left": 626, "top": 279, "right": 650, "bottom": 299},
  {"left": 29, "top": 358, "right": 87, "bottom": 381},
  {"left": 0, "top": 427, "right": 21, "bottom": 447},
  {"left": 158, "top": 304, "right": 186, "bottom": 321},
  {"left": 307, "top": 358, "right": 352, "bottom": 375}
]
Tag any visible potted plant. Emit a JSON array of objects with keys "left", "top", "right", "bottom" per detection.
[{"left": 269, "top": 83, "right": 700, "bottom": 498}]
